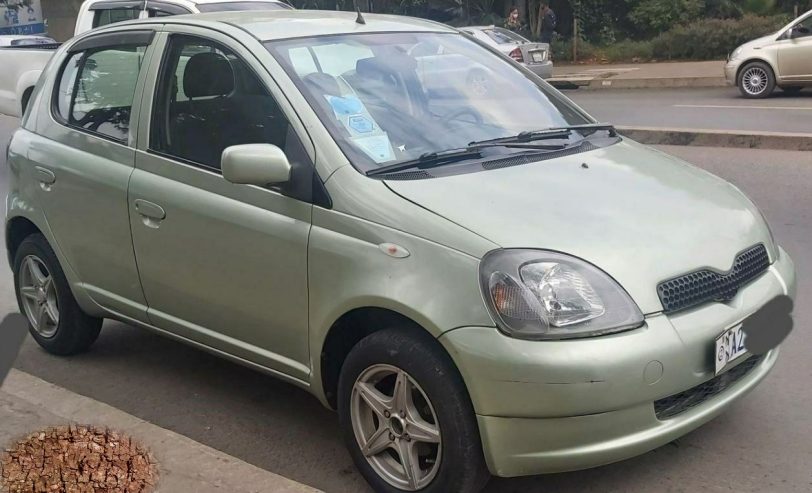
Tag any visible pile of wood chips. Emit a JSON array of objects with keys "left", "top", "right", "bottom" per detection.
[{"left": 0, "top": 425, "right": 158, "bottom": 493}]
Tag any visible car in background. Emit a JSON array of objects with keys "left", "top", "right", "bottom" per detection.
[
  {"left": 461, "top": 25, "right": 552, "bottom": 79},
  {"left": 726, "top": 8, "right": 812, "bottom": 98},
  {"left": 0, "top": 35, "right": 57, "bottom": 47},
  {"left": 0, "top": 0, "right": 292, "bottom": 117}
]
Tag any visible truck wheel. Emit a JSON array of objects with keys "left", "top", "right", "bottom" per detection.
[
  {"left": 338, "top": 327, "right": 489, "bottom": 493},
  {"left": 13, "top": 234, "right": 102, "bottom": 355},
  {"left": 738, "top": 62, "right": 775, "bottom": 98}
]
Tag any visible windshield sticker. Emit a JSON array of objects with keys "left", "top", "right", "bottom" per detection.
[
  {"left": 354, "top": 134, "right": 395, "bottom": 163},
  {"left": 348, "top": 115, "right": 374, "bottom": 134},
  {"left": 328, "top": 95, "right": 364, "bottom": 115},
  {"left": 325, "top": 94, "right": 394, "bottom": 163}
]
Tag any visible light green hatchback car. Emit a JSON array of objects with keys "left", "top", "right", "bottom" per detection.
[{"left": 5, "top": 10, "right": 797, "bottom": 493}]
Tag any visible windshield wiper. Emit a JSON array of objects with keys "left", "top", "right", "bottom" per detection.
[
  {"left": 366, "top": 147, "right": 483, "bottom": 177},
  {"left": 469, "top": 123, "right": 617, "bottom": 147},
  {"left": 366, "top": 142, "right": 568, "bottom": 177}
]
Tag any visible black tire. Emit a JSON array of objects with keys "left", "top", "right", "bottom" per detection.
[
  {"left": 781, "top": 86, "right": 803, "bottom": 95},
  {"left": 12, "top": 234, "right": 102, "bottom": 355},
  {"left": 737, "top": 61, "right": 775, "bottom": 99},
  {"left": 338, "top": 327, "right": 489, "bottom": 493}
]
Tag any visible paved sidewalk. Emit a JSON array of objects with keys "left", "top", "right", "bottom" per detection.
[
  {"left": 1, "top": 369, "right": 322, "bottom": 493},
  {"left": 549, "top": 60, "right": 727, "bottom": 90}
]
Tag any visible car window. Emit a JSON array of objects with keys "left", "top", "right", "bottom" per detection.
[
  {"left": 793, "top": 15, "right": 812, "bottom": 37},
  {"left": 93, "top": 8, "right": 140, "bottom": 28},
  {"left": 150, "top": 35, "right": 297, "bottom": 171},
  {"left": 54, "top": 44, "right": 148, "bottom": 141}
]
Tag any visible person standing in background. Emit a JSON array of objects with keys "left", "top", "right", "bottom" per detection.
[
  {"left": 504, "top": 6, "right": 523, "bottom": 32},
  {"left": 539, "top": 2, "right": 556, "bottom": 44}
]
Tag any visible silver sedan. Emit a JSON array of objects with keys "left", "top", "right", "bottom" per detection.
[{"left": 461, "top": 26, "right": 553, "bottom": 79}]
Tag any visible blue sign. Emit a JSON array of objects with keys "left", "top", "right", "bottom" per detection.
[
  {"left": 1, "top": 1, "right": 45, "bottom": 35},
  {"left": 349, "top": 115, "right": 374, "bottom": 133}
]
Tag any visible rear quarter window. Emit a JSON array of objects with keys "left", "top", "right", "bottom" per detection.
[{"left": 54, "top": 45, "right": 148, "bottom": 142}]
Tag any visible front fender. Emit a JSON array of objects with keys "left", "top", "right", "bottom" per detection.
[{"left": 307, "top": 205, "right": 496, "bottom": 401}]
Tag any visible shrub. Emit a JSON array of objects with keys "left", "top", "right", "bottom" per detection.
[
  {"left": 651, "top": 14, "right": 790, "bottom": 60},
  {"left": 598, "top": 39, "right": 654, "bottom": 62}
]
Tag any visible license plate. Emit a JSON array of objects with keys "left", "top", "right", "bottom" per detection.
[
  {"left": 531, "top": 51, "right": 544, "bottom": 63},
  {"left": 715, "top": 324, "right": 748, "bottom": 375}
]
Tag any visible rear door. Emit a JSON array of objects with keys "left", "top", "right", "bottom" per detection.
[{"left": 28, "top": 29, "right": 158, "bottom": 322}]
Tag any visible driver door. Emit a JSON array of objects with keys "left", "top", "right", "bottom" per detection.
[
  {"left": 129, "top": 30, "right": 317, "bottom": 382},
  {"left": 777, "top": 15, "right": 812, "bottom": 81}
]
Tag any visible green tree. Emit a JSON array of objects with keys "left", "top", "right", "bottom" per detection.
[{"left": 628, "top": 0, "right": 706, "bottom": 37}]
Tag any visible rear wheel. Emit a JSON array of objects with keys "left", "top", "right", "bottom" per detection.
[
  {"left": 338, "top": 327, "right": 489, "bottom": 493},
  {"left": 13, "top": 234, "right": 102, "bottom": 355},
  {"left": 737, "top": 62, "right": 775, "bottom": 98}
]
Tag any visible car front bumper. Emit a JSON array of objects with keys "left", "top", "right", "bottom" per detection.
[
  {"left": 439, "top": 246, "right": 795, "bottom": 477},
  {"left": 724, "top": 60, "right": 740, "bottom": 85},
  {"left": 524, "top": 61, "right": 553, "bottom": 79}
]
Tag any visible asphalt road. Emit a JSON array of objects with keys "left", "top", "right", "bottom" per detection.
[
  {"left": 566, "top": 87, "right": 812, "bottom": 134},
  {"left": 1, "top": 114, "right": 811, "bottom": 492}
]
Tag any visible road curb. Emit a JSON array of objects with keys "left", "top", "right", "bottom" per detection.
[
  {"left": 617, "top": 126, "right": 812, "bottom": 151},
  {"left": 549, "top": 76, "right": 727, "bottom": 90},
  {"left": 0, "top": 369, "right": 323, "bottom": 493}
]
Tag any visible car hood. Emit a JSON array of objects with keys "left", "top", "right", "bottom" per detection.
[
  {"left": 384, "top": 140, "right": 774, "bottom": 314},
  {"left": 742, "top": 33, "right": 777, "bottom": 50}
]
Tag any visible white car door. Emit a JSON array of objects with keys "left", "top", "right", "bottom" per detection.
[{"left": 777, "top": 14, "right": 812, "bottom": 81}]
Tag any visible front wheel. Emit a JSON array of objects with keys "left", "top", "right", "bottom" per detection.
[
  {"left": 737, "top": 62, "right": 775, "bottom": 98},
  {"left": 338, "top": 327, "right": 489, "bottom": 493}
]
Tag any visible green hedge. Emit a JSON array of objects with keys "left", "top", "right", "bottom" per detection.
[
  {"left": 651, "top": 14, "right": 790, "bottom": 60},
  {"left": 551, "top": 14, "right": 790, "bottom": 62}
]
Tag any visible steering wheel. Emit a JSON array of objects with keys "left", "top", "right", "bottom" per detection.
[{"left": 439, "top": 107, "right": 483, "bottom": 125}]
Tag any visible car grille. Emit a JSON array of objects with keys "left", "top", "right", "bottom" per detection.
[
  {"left": 657, "top": 244, "right": 769, "bottom": 314},
  {"left": 654, "top": 355, "right": 763, "bottom": 420}
]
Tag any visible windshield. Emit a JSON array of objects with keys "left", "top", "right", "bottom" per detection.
[
  {"left": 266, "top": 32, "right": 591, "bottom": 172},
  {"left": 197, "top": 2, "right": 291, "bottom": 11}
]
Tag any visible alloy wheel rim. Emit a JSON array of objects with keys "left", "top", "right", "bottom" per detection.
[
  {"left": 351, "top": 364, "right": 442, "bottom": 491},
  {"left": 742, "top": 67, "right": 768, "bottom": 95},
  {"left": 19, "top": 255, "right": 59, "bottom": 338}
]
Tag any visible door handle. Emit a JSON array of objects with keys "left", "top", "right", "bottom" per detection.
[
  {"left": 35, "top": 167, "right": 55, "bottom": 185},
  {"left": 134, "top": 199, "right": 166, "bottom": 220}
]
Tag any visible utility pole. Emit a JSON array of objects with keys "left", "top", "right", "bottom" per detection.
[{"left": 572, "top": 17, "right": 578, "bottom": 62}]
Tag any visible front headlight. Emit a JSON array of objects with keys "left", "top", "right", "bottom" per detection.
[{"left": 479, "top": 250, "right": 644, "bottom": 340}]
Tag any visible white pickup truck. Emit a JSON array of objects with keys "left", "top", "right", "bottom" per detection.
[{"left": 0, "top": 0, "right": 291, "bottom": 117}]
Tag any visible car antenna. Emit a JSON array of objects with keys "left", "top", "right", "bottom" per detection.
[{"left": 354, "top": 2, "right": 366, "bottom": 24}]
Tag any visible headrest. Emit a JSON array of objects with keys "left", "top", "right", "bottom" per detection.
[
  {"left": 184, "top": 52, "right": 235, "bottom": 98},
  {"left": 303, "top": 72, "right": 341, "bottom": 96}
]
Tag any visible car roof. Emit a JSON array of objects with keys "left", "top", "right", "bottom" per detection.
[{"left": 130, "top": 10, "right": 456, "bottom": 41}]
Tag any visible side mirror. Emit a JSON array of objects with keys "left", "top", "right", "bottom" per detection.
[
  {"left": 790, "top": 24, "right": 810, "bottom": 38},
  {"left": 221, "top": 144, "right": 291, "bottom": 186}
]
